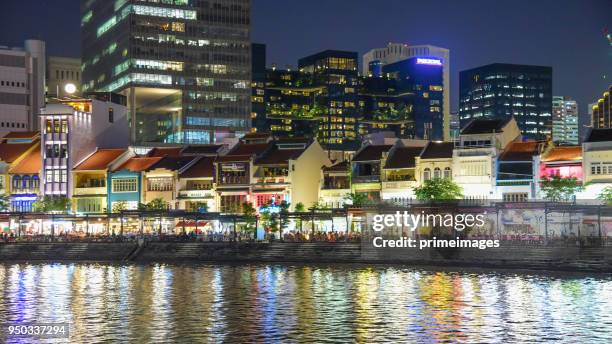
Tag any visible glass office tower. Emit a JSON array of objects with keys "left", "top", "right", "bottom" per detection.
[
  {"left": 459, "top": 63, "right": 552, "bottom": 140},
  {"left": 81, "top": 0, "right": 251, "bottom": 145}
]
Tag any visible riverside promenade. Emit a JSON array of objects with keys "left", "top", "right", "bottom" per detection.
[{"left": 1, "top": 240, "right": 611, "bottom": 273}]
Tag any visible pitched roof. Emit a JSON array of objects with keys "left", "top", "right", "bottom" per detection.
[
  {"left": 2, "top": 131, "right": 39, "bottom": 140},
  {"left": 499, "top": 141, "right": 543, "bottom": 161},
  {"left": 352, "top": 145, "right": 392, "bottom": 162},
  {"left": 323, "top": 161, "right": 349, "bottom": 172},
  {"left": 255, "top": 145, "right": 306, "bottom": 165},
  {"left": 227, "top": 142, "right": 271, "bottom": 156},
  {"left": 180, "top": 157, "right": 215, "bottom": 178},
  {"left": 74, "top": 149, "right": 126, "bottom": 171},
  {"left": 420, "top": 142, "right": 454, "bottom": 159},
  {"left": 148, "top": 156, "right": 197, "bottom": 171},
  {"left": 147, "top": 147, "right": 183, "bottom": 157},
  {"left": 461, "top": 117, "right": 511, "bottom": 135},
  {"left": 8, "top": 143, "right": 41, "bottom": 174},
  {"left": 541, "top": 146, "right": 582, "bottom": 162},
  {"left": 0, "top": 140, "right": 39, "bottom": 163},
  {"left": 113, "top": 157, "right": 162, "bottom": 172},
  {"left": 384, "top": 146, "right": 423, "bottom": 169},
  {"left": 181, "top": 145, "right": 224, "bottom": 155},
  {"left": 585, "top": 128, "right": 612, "bottom": 143}
]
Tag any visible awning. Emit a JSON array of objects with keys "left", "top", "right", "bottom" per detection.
[{"left": 175, "top": 220, "right": 209, "bottom": 227}]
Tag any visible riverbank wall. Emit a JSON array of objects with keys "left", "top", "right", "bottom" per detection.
[{"left": 1, "top": 242, "right": 611, "bottom": 272}]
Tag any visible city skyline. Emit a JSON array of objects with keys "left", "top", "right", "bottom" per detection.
[{"left": 0, "top": 0, "right": 609, "bottom": 115}]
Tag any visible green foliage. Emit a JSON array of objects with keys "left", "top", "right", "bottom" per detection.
[
  {"left": 343, "top": 193, "right": 370, "bottom": 207},
  {"left": 32, "top": 196, "right": 71, "bottom": 213},
  {"left": 140, "top": 198, "right": 169, "bottom": 211},
  {"left": 0, "top": 193, "right": 10, "bottom": 212},
  {"left": 413, "top": 178, "right": 463, "bottom": 201},
  {"left": 294, "top": 202, "right": 305, "bottom": 212},
  {"left": 242, "top": 202, "right": 257, "bottom": 234},
  {"left": 540, "top": 176, "right": 584, "bottom": 202},
  {"left": 598, "top": 186, "right": 612, "bottom": 205},
  {"left": 309, "top": 200, "right": 330, "bottom": 211}
]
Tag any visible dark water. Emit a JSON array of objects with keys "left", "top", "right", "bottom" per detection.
[{"left": 0, "top": 263, "right": 610, "bottom": 343}]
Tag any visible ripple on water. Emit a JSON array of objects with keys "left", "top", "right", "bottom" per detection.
[{"left": 0, "top": 263, "right": 610, "bottom": 343}]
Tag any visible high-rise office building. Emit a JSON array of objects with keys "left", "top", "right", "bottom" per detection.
[
  {"left": 357, "top": 75, "right": 414, "bottom": 139},
  {"left": 251, "top": 43, "right": 266, "bottom": 132},
  {"left": 298, "top": 50, "right": 359, "bottom": 147},
  {"left": 459, "top": 63, "right": 552, "bottom": 140},
  {"left": 383, "top": 57, "right": 444, "bottom": 140},
  {"left": 47, "top": 56, "right": 82, "bottom": 98},
  {"left": 0, "top": 39, "right": 45, "bottom": 137},
  {"left": 81, "top": 0, "right": 251, "bottom": 145},
  {"left": 592, "top": 86, "right": 611, "bottom": 129},
  {"left": 363, "top": 43, "right": 450, "bottom": 140},
  {"left": 552, "top": 96, "right": 578, "bottom": 145}
]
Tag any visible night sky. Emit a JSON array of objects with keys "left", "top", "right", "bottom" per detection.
[{"left": 0, "top": 0, "right": 610, "bottom": 113}]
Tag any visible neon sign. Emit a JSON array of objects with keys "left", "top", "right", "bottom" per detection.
[{"left": 416, "top": 58, "right": 442, "bottom": 66}]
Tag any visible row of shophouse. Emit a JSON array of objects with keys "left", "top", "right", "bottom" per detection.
[{"left": 1, "top": 100, "right": 612, "bottom": 214}]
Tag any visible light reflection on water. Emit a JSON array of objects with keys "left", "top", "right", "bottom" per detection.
[{"left": 0, "top": 263, "right": 610, "bottom": 343}]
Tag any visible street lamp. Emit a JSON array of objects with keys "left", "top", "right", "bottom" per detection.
[{"left": 64, "top": 83, "right": 77, "bottom": 94}]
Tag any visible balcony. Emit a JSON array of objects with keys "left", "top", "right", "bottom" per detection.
[
  {"left": 178, "top": 189, "right": 214, "bottom": 199},
  {"left": 256, "top": 177, "right": 288, "bottom": 185},
  {"left": 218, "top": 175, "right": 249, "bottom": 185},
  {"left": 382, "top": 180, "right": 417, "bottom": 190},
  {"left": 74, "top": 186, "right": 107, "bottom": 196},
  {"left": 352, "top": 175, "right": 380, "bottom": 183}
]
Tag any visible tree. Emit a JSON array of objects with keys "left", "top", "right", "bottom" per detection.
[
  {"left": 413, "top": 178, "right": 463, "bottom": 201},
  {"left": 0, "top": 193, "right": 10, "bottom": 212},
  {"left": 343, "top": 193, "right": 370, "bottom": 207},
  {"left": 598, "top": 186, "right": 612, "bottom": 205},
  {"left": 242, "top": 202, "right": 257, "bottom": 238},
  {"left": 32, "top": 196, "right": 71, "bottom": 213},
  {"left": 112, "top": 201, "right": 127, "bottom": 213},
  {"left": 144, "top": 198, "right": 169, "bottom": 211},
  {"left": 540, "top": 176, "right": 584, "bottom": 202}
]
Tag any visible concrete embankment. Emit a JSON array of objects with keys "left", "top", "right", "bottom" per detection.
[{"left": 1, "top": 242, "right": 611, "bottom": 272}]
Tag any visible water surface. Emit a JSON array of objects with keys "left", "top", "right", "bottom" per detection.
[{"left": 0, "top": 263, "right": 610, "bottom": 343}]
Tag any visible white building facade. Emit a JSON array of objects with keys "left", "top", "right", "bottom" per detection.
[
  {"left": 552, "top": 96, "right": 579, "bottom": 145},
  {"left": 0, "top": 40, "right": 46, "bottom": 137}
]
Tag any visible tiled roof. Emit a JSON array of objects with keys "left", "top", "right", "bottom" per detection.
[
  {"left": 323, "top": 161, "right": 349, "bottom": 172},
  {"left": 499, "top": 141, "right": 543, "bottom": 161},
  {"left": 384, "top": 146, "right": 423, "bottom": 169},
  {"left": 147, "top": 147, "right": 183, "bottom": 157},
  {"left": 227, "top": 142, "right": 271, "bottom": 156},
  {"left": 541, "top": 146, "right": 582, "bottom": 162},
  {"left": 420, "top": 142, "right": 454, "bottom": 159},
  {"left": 2, "top": 131, "right": 39, "bottom": 140},
  {"left": 113, "top": 157, "right": 162, "bottom": 172},
  {"left": 74, "top": 149, "right": 126, "bottom": 171},
  {"left": 182, "top": 145, "right": 224, "bottom": 155},
  {"left": 215, "top": 155, "right": 251, "bottom": 162},
  {"left": 255, "top": 146, "right": 306, "bottom": 165},
  {"left": 585, "top": 128, "right": 612, "bottom": 143},
  {"left": 352, "top": 145, "right": 392, "bottom": 162},
  {"left": 0, "top": 140, "right": 39, "bottom": 163},
  {"left": 180, "top": 157, "right": 215, "bottom": 178},
  {"left": 8, "top": 143, "right": 41, "bottom": 174},
  {"left": 461, "top": 117, "right": 511, "bottom": 134},
  {"left": 148, "top": 156, "right": 197, "bottom": 171}
]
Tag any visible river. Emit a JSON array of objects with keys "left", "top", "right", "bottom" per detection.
[{"left": 0, "top": 263, "right": 610, "bottom": 343}]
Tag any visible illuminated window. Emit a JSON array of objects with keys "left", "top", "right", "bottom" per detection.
[{"left": 112, "top": 178, "right": 138, "bottom": 193}]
